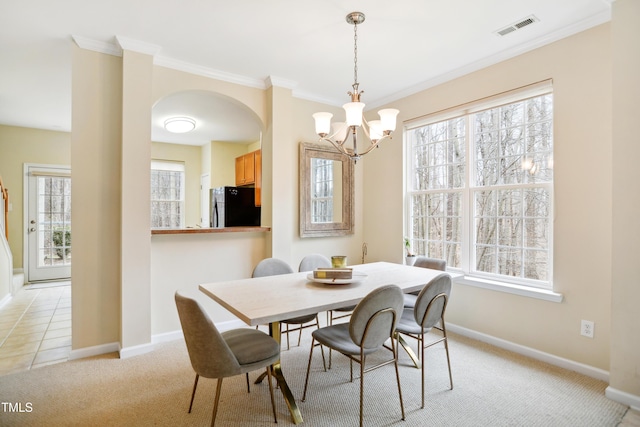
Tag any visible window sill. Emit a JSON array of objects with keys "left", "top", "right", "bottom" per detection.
[{"left": 453, "top": 275, "right": 564, "bottom": 303}]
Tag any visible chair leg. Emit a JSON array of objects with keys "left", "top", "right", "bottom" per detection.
[
  {"left": 211, "top": 378, "right": 223, "bottom": 427},
  {"left": 319, "top": 343, "right": 327, "bottom": 372},
  {"left": 266, "top": 366, "right": 278, "bottom": 423},
  {"left": 285, "top": 323, "right": 291, "bottom": 350},
  {"left": 301, "top": 337, "right": 316, "bottom": 401},
  {"left": 297, "top": 322, "right": 304, "bottom": 347},
  {"left": 421, "top": 332, "right": 426, "bottom": 408},
  {"left": 393, "top": 342, "right": 406, "bottom": 420},
  {"left": 359, "top": 355, "right": 366, "bottom": 427},
  {"left": 442, "top": 323, "right": 453, "bottom": 390},
  {"left": 246, "top": 373, "right": 250, "bottom": 393},
  {"left": 188, "top": 374, "right": 199, "bottom": 413}
]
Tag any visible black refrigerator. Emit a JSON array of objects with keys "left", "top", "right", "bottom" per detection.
[{"left": 210, "top": 186, "right": 261, "bottom": 228}]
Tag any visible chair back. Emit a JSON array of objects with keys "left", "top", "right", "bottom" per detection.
[
  {"left": 414, "top": 273, "right": 452, "bottom": 329},
  {"left": 252, "top": 257, "right": 294, "bottom": 277},
  {"left": 298, "top": 254, "right": 331, "bottom": 272},
  {"left": 413, "top": 257, "right": 446, "bottom": 271},
  {"left": 349, "top": 285, "right": 404, "bottom": 350},
  {"left": 175, "top": 292, "right": 241, "bottom": 378}
]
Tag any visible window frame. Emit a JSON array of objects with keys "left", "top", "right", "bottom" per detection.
[{"left": 404, "top": 81, "right": 556, "bottom": 294}]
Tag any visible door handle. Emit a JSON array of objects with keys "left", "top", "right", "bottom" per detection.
[
  {"left": 29, "top": 228, "right": 35, "bottom": 232},
  {"left": 30, "top": 220, "right": 36, "bottom": 224}
]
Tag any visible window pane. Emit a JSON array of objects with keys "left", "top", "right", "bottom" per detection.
[{"left": 408, "top": 92, "right": 552, "bottom": 287}]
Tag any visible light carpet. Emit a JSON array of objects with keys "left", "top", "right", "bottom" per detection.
[{"left": 0, "top": 330, "right": 629, "bottom": 426}]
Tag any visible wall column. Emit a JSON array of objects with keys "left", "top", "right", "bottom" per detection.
[
  {"left": 265, "top": 81, "right": 294, "bottom": 264},
  {"left": 608, "top": 0, "right": 640, "bottom": 408},
  {"left": 119, "top": 46, "right": 154, "bottom": 356}
]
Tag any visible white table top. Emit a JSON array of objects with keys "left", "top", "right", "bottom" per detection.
[{"left": 199, "top": 261, "right": 449, "bottom": 326}]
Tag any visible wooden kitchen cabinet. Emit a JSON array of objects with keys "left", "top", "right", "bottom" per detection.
[
  {"left": 254, "top": 149, "right": 261, "bottom": 206},
  {"left": 235, "top": 151, "right": 256, "bottom": 186},
  {"left": 235, "top": 149, "right": 261, "bottom": 206}
]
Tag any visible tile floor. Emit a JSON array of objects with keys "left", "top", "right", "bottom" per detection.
[{"left": 0, "top": 282, "right": 71, "bottom": 376}]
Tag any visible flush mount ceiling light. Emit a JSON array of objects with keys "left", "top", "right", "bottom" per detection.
[
  {"left": 312, "top": 12, "right": 399, "bottom": 163},
  {"left": 164, "top": 117, "right": 196, "bottom": 133}
]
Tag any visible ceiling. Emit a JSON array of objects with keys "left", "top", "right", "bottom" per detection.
[{"left": 0, "top": 0, "right": 611, "bottom": 146}]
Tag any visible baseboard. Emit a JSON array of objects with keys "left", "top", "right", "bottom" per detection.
[
  {"left": 68, "top": 342, "right": 120, "bottom": 361},
  {"left": 152, "top": 330, "right": 183, "bottom": 344},
  {"left": 152, "top": 319, "right": 247, "bottom": 346},
  {"left": 119, "top": 342, "right": 154, "bottom": 359},
  {"left": 447, "top": 323, "right": 610, "bottom": 382},
  {"left": 12, "top": 270, "right": 24, "bottom": 295},
  {"left": 605, "top": 386, "right": 640, "bottom": 411},
  {"left": 0, "top": 293, "right": 11, "bottom": 309},
  {"left": 66, "top": 319, "right": 247, "bottom": 361}
]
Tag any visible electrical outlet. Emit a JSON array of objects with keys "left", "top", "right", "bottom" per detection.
[{"left": 581, "top": 320, "right": 594, "bottom": 338}]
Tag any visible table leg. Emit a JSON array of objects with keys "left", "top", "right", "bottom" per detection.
[
  {"left": 255, "top": 321, "right": 303, "bottom": 424},
  {"left": 397, "top": 333, "right": 420, "bottom": 368}
]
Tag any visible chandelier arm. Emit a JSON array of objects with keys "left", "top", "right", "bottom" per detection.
[
  {"left": 354, "top": 135, "right": 392, "bottom": 157},
  {"left": 326, "top": 123, "right": 349, "bottom": 146},
  {"left": 360, "top": 121, "right": 376, "bottom": 146},
  {"left": 320, "top": 136, "right": 351, "bottom": 157}
]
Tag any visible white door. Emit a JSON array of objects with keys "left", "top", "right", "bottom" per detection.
[{"left": 27, "top": 165, "right": 71, "bottom": 282}]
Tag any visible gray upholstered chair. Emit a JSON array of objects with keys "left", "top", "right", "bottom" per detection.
[
  {"left": 175, "top": 292, "right": 279, "bottom": 426},
  {"left": 253, "top": 257, "right": 320, "bottom": 350},
  {"left": 298, "top": 253, "right": 331, "bottom": 272},
  {"left": 395, "top": 273, "right": 453, "bottom": 408},
  {"left": 302, "top": 284, "right": 406, "bottom": 427},
  {"left": 404, "top": 256, "right": 447, "bottom": 308}
]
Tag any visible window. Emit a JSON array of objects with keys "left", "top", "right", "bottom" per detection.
[
  {"left": 406, "top": 85, "right": 553, "bottom": 290},
  {"left": 151, "top": 160, "right": 185, "bottom": 228}
]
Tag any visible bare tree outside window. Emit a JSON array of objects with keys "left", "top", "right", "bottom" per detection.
[
  {"left": 407, "top": 92, "right": 553, "bottom": 289},
  {"left": 151, "top": 161, "right": 185, "bottom": 229}
]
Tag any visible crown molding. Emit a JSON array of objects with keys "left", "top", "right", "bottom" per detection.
[
  {"left": 153, "top": 56, "right": 266, "bottom": 89},
  {"left": 115, "top": 36, "right": 162, "bottom": 56},
  {"left": 291, "top": 89, "right": 342, "bottom": 108},
  {"left": 72, "top": 35, "right": 122, "bottom": 57},
  {"left": 367, "top": 9, "right": 612, "bottom": 110},
  {"left": 265, "top": 76, "right": 297, "bottom": 90}
]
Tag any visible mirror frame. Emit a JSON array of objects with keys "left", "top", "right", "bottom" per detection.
[{"left": 299, "top": 142, "right": 354, "bottom": 238}]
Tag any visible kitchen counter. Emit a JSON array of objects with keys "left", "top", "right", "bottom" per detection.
[{"left": 151, "top": 226, "right": 271, "bottom": 235}]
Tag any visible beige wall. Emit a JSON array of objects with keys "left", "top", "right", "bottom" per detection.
[
  {"left": 364, "top": 24, "right": 613, "bottom": 370},
  {"left": 71, "top": 46, "right": 122, "bottom": 350},
  {"left": 0, "top": 125, "right": 70, "bottom": 270},
  {"left": 209, "top": 141, "right": 248, "bottom": 188},
  {"left": 151, "top": 141, "right": 202, "bottom": 227},
  {"left": 610, "top": 0, "right": 640, "bottom": 402}
]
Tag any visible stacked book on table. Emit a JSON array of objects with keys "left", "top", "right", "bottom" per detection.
[{"left": 312, "top": 268, "right": 353, "bottom": 280}]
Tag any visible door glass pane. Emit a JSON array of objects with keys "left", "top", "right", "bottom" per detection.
[{"left": 37, "top": 176, "right": 71, "bottom": 267}]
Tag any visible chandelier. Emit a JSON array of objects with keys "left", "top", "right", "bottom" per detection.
[{"left": 313, "top": 12, "right": 399, "bottom": 162}]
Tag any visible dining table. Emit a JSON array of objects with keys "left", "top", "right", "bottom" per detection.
[{"left": 198, "top": 261, "right": 450, "bottom": 425}]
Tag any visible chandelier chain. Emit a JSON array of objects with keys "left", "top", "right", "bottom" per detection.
[{"left": 353, "top": 22, "right": 358, "bottom": 86}]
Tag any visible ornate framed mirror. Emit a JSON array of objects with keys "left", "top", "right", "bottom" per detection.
[{"left": 299, "top": 142, "right": 354, "bottom": 238}]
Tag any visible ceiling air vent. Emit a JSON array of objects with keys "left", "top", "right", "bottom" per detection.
[{"left": 495, "top": 15, "right": 539, "bottom": 37}]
